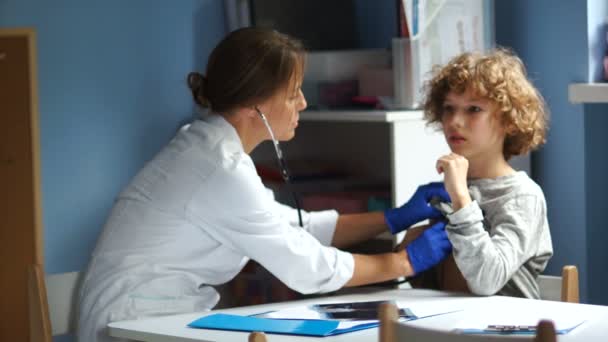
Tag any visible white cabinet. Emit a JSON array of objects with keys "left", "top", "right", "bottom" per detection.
[{"left": 297, "top": 110, "right": 450, "bottom": 208}]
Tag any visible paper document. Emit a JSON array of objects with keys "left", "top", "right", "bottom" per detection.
[
  {"left": 253, "top": 300, "right": 415, "bottom": 331},
  {"left": 454, "top": 298, "right": 587, "bottom": 335}
]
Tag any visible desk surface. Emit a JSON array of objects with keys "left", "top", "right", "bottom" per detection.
[{"left": 108, "top": 288, "right": 608, "bottom": 341}]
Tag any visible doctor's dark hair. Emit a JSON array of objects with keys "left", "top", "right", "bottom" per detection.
[
  {"left": 423, "top": 48, "right": 549, "bottom": 160},
  {"left": 187, "top": 27, "right": 305, "bottom": 114}
]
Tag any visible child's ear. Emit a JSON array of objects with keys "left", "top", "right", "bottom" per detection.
[
  {"left": 496, "top": 111, "right": 514, "bottom": 134},
  {"left": 502, "top": 119, "right": 518, "bottom": 135}
]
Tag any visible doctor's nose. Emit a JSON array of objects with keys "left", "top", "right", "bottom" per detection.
[{"left": 297, "top": 90, "right": 307, "bottom": 111}]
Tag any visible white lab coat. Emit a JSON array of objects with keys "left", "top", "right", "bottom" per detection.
[{"left": 77, "top": 114, "right": 355, "bottom": 342}]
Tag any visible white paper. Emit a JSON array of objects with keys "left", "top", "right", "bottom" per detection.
[
  {"left": 252, "top": 299, "right": 464, "bottom": 331},
  {"left": 252, "top": 304, "right": 380, "bottom": 330},
  {"left": 453, "top": 297, "right": 588, "bottom": 333}
]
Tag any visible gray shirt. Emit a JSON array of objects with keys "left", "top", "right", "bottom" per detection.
[{"left": 445, "top": 171, "right": 553, "bottom": 299}]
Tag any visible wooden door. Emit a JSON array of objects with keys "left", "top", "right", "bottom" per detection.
[{"left": 0, "top": 28, "right": 44, "bottom": 341}]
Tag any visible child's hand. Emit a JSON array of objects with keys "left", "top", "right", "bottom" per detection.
[{"left": 436, "top": 153, "right": 471, "bottom": 210}]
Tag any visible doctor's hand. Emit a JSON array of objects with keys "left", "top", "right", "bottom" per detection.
[
  {"left": 405, "top": 221, "right": 452, "bottom": 275},
  {"left": 384, "top": 182, "right": 450, "bottom": 234}
]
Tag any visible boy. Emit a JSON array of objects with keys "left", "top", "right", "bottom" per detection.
[{"left": 405, "top": 48, "right": 553, "bottom": 299}]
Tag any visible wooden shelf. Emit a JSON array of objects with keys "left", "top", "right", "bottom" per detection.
[
  {"left": 300, "top": 109, "right": 424, "bottom": 123},
  {"left": 568, "top": 83, "right": 608, "bottom": 103}
]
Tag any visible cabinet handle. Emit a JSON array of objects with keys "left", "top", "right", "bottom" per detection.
[{"left": 0, "top": 51, "right": 6, "bottom": 60}]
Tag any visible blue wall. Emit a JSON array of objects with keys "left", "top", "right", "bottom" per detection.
[
  {"left": 0, "top": 1, "right": 225, "bottom": 339},
  {"left": 585, "top": 104, "right": 608, "bottom": 305},
  {"left": 585, "top": 0, "right": 608, "bottom": 307}
]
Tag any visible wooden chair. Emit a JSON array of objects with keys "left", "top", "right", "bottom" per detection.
[
  {"left": 28, "top": 264, "right": 82, "bottom": 342},
  {"left": 538, "top": 265, "right": 579, "bottom": 303},
  {"left": 379, "top": 303, "right": 557, "bottom": 342},
  {"left": 249, "top": 331, "right": 268, "bottom": 342}
]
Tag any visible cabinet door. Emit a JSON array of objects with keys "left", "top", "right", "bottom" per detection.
[
  {"left": 0, "top": 28, "right": 44, "bottom": 341},
  {"left": 390, "top": 120, "right": 450, "bottom": 207}
]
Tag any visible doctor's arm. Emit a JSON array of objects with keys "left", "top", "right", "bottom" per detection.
[
  {"left": 332, "top": 212, "right": 387, "bottom": 249},
  {"left": 344, "top": 220, "right": 452, "bottom": 286},
  {"left": 345, "top": 249, "right": 412, "bottom": 286},
  {"left": 332, "top": 183, "right": 450, "bottom": 249}
]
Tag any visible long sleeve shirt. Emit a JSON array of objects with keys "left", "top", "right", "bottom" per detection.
[{"left": 446, "top": 171, "right": 553, "bottom": 298}]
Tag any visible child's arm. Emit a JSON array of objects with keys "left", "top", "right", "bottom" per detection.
[
  {"left": 436, "top": 153, "right": 548, "bottom": 296},
  {"left": 436, "top": 153, "right": 471, "bottom": 210},
  {"left": 445, "top": 195, "right": 546, "bottom": 295}
]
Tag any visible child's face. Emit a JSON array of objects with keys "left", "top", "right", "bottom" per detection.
[{"left": 441, "top": 88, "right": 506, "bottom": 161}]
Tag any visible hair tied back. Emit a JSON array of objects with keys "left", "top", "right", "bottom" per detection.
[{"left": 187, "top": 72, "right": 209, "bottom": 107}]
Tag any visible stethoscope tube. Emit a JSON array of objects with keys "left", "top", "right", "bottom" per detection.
[{"left": 255, "top": 107, "right": 304, "bottom": 228}]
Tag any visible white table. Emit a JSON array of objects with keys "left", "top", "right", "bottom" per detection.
[{"left": 108, "top": 288, "right": 608, "bottom": 342}]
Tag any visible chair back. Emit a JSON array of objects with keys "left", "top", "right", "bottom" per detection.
[
  {"left": 379, "top": 303, "right": 556, "bottom": 342},
  {"left": 538, "top": 265, "right": 579, "bottom": 303},
  {"left": 536, "top": 320, "right": 558, "bottom": 342},
  {"left": 28, "top": 264, "right": 51, "bottom": 342},
  {"left": 249, "top": 331, "right": 267, "bottom": 342},
  {"left": 28, "top": 264, "right": 82, "bottom": 341}
]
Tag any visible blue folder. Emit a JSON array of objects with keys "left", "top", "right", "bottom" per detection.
[{"left": 188, "top": 313, "right": 380, "bottom": 336}]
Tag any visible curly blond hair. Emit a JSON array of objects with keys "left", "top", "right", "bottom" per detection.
[{"left": 423, "top": 48, "right": 548, "bottom": 160}]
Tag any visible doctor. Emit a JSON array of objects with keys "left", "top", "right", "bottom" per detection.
[{"left": 78, "top": 27, "right": 452, "bottom": 342}]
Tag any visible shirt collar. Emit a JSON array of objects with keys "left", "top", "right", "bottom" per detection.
[{"left": 198, "top": 113, "right": 245, "bottom": 154}]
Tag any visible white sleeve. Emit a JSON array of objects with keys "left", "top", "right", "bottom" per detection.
[
  {"left": 266, "top": 190, "right": 338, "bottom": 246},
  {"left": 187, "top": 160, "right": 353, "bottom": 294}
]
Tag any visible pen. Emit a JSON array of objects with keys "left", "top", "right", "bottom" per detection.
[{"left": 486, "top": 325, "right": 537, "bottom": 332}]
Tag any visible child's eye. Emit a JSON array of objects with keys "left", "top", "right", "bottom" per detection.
[
  {"left": 442, "top": 105, "right": 454, "bottom": 114},
  {"left": 468, "top": 106, "right": 482, "bottom": 113}
]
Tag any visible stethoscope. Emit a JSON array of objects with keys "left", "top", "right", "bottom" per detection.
[{"left": 255, "top": 106, "right": 303, "bottom": 228}]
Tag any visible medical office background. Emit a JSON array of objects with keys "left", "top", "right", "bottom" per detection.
[{"left": 1, "top": 0, "right": 607, "bottom": 337}]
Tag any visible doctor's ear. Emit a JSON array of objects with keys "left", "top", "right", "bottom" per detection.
[
  {"left": 245, "top": 107, "right": 259, "bottom": 118},
  {"left": 234, "top": 107, "right": 257, "bottom": 120}
]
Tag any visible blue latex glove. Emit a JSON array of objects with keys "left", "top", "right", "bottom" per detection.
[
  {"left": 405, "top": 221, "right": 453, "bottom": 275},
  {"left": 384, "top": 182, "right": 451, "bottom": 234}
]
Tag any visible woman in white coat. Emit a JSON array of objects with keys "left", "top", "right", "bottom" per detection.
[{"left": 78, "top": 27, "right": 452, "bottom": 342}]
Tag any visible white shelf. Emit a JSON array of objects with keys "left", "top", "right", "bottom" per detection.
[
  {"left": 568, "top": 83, "right": 608, "bottom": 103},
  {"left": 300, "top": 109, "right": 424, "bottom": 123}
]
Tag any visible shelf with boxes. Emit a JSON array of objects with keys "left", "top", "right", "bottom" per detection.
[
  {"left": 301, "top": 0, "right": 493, "bottom": 111},
  {"left": 299, "top": 109, "right": 423, "bottom": 123}
]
